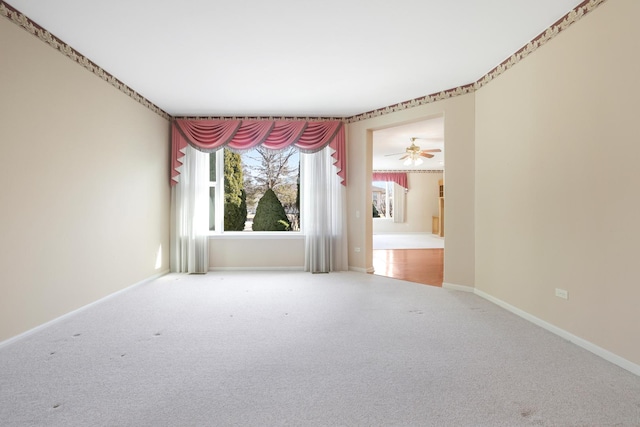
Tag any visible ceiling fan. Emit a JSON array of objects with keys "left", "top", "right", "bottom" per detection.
[{"left": 384, "top": 137, "right": 442, "bottom": 165}]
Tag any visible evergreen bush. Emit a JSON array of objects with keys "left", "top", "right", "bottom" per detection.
[
  {"left": 252, "top": 189, "right": 291, "bottom": 231},
  {"left": 224, "top": 150, "right": 247, "bottom": 231},
  {"left": 224, "top": 196, "right": 246, "bottom": 230}
]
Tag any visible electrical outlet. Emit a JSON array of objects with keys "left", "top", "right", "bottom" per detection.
[
  {"left": 354, "top": 247, "right": 361, "bottom": 253},
  {"left": 555, "top": 288, "right": 568, "bottom": 300}
]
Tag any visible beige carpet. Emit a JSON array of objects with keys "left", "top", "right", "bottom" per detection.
[{"left": 1, "top": 271, "right": 639, "bottom": 426}]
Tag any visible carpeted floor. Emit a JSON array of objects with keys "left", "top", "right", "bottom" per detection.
[{"left": 1, "top": 271, "right": 640, "bottom": 426}]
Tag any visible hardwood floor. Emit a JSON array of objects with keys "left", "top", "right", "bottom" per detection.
[{"left": 372, "top": 248, "right": 444, "bottom": 287}]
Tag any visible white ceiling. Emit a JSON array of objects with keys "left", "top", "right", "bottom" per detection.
[
  {"left": 6, "top": 0, "right": 582, "bottom": 119},
  {"left": 373, "top": 117, "right": 444, "bottom": 171},
  {"left": 5, "top": 0, "right": 583, "bottom": 171}
]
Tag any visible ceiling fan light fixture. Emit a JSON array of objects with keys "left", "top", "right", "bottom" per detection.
[
  {"left": 402, "top": 155, "right": 423, "bottom": 166},
  {"left": 386, "top": 136, "right": 441, "bottom": 167}
]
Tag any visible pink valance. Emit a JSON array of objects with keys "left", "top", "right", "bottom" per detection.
[
  {"left": 171, "top": 119, "right": 346, "bottom": 186},
  {"left": 372, "top": 172, "right": 408, "bottom": 189}
]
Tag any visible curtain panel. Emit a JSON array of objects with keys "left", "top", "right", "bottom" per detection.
[
  {"left": 372, "top": 172, "right": 408, "bottom": 189},
  {"left": 172, "top": 119, "right": 346, "bottom": 186},
  {"left": 393, "top": 182, "right": 406, "bottom": 223},
  {"left": 170, "top": 146, "right": 209, "bottom": 274},
  {"left": 302, "top": 147, "right": 348, "bottom": 273}
]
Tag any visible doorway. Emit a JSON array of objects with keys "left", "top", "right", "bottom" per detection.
[{"left": 371, "top": 116, "right": 445, "bottom": 286}]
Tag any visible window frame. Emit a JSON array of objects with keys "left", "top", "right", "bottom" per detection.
[
  {"left": 208, "top": 148, "right": 304, "bottom": 236},
  {"left": 208, "top": 150, "right": 224, "bottom": 233}
]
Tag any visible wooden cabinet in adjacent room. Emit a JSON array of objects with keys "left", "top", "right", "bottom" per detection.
[{"left": 432, "top": 215, "right": 439, "bottom": 234}]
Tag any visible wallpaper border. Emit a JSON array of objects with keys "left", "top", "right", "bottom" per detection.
[
  {"left": 473, "top": 0, "right": 607, "bottom": 91},
  {"left": 346, "top": 0, "right": 607, "bottom": 123},
  {"left": 175, "top": 116, "right": 345, "bottom": 122},
  {"left": 0, "top": 1, "right": 170, "bottom": 121},
  {"left": 1, "top": 0, "right": 606, "bottom": 123}
]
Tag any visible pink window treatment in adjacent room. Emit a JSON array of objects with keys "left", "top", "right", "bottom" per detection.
[
  {"left": 372, "top": 172, "right": 408, "bottom": 189},
  {"left": 172, "top": 119, "right": 346, "bottom": 186}
]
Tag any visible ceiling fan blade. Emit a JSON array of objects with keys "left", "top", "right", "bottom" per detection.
[
  {"left": 421, "top": 148, "right": 441, "bottom": 153},
  {"left": 419, "top": 152, "right": 435, "bottom": 158},
  {"left": 398, "top": 154, "right": 409, "bottom": 160},
  {"left": 384, "top": 152, "right": 406, "bottom": 157}
]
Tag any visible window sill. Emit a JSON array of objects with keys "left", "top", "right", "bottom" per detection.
[{"left": 208, "top": 232, "right": 304, "bottom": 240}]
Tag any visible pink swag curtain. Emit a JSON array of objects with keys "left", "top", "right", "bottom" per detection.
[
  {"left": 372, "top": 172, "right": 408, "bottom": 189},
  {"left": 171, "top": 119, "right": 346, "bottom": 186}
]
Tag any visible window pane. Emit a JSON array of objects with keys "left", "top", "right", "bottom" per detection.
[
  {"left": 225, "top": 146, "right": 299, "bottom": 231},
  {"left": 387, "top": 182, "right": 394, "bottom": 218},
  {"left": 372, "top": 181, "right": 394, "bottom": 219},
  {"left": 372, "top": 181, "right": 386, "bottom": 217},
  {"left": 209, "top": 187, "right": 215, "bottom": 231}
]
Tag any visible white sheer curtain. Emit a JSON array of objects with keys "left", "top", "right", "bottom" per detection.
[
  {"left": 170, "top": 145, "right": 209, "bottom": 273},
  {"left": 301, "top": 147, "right": 348, "bottom": 273},
  {"left": 393, "top": 182, "right": 406, "bottom": 223}
]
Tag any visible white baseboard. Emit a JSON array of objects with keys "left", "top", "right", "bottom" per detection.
[
  {"left": 0, "top": 269, "right": 170, "bottom": 350},
  {"left": 442, "top": 282, "right": 475, "bottom": 292},
  {"left": 349, "top": 266, "right": 375, "bottom": 273},
  {"left": 373, "top": 232, "right": 433, "bottom": 235},
  {"left": 474, "top": 289, "right": 640, "bottom": 377},
  {"left": 208, "top": 266, "right": 304, "bottom": 271}
]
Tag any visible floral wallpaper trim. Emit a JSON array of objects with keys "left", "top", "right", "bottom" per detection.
[
  {"left": 346, "top": 84, "right": 475, "bottom": 123},
  {"left": 1, "top": 0, "right": 607, "bottom": 123},
  {"left": 473, "top": 0, "right": 607, "bottom": 91},
  {"left": 347, "top": 0, "right": 607, "bottom": 124},
  {"left": 0, "top": 1, "right": 170, "bottom": 121},
  {"left": 175, "top": 116, "right": 345, "bottom": 122}
]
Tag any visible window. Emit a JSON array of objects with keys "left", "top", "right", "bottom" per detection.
[
  {"left": 372, "top": 180, "right": 393, "bottom": 218},
  {"left": 209, "top": 147, "right": 300, "bottom": 232}
]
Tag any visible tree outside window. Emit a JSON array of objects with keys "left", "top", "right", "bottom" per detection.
[
  {"left": 209, "top": 147, "right": 300, "bottom": 232},
  {"left": 372, "top": 180, "right": 393, "bottom": 219}
]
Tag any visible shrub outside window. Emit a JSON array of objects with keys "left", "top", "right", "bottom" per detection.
[{"left": 209, "top": 147, "right": 300, "bottom": 232}]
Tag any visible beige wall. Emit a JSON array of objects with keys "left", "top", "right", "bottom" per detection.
[
  {"left": 347, "top": 96, "right": 475, "bottom": 285},
  {"left": 475, "top": 0, "right": 640, "bottom": 365},
  {"left": 209, "top": 237, "right": 304, "bottom": 269},
  {"left": 0, "top": 18, "right": 170, "bottom": 341},
  {"left": 373, "top": 172, "right": 443, "bottom": 233},
  {"left": 5, "top": 0, "right": 635, "bottom": 373}
]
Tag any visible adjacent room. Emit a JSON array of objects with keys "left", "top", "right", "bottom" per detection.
[
  {"left": 371, "top": 117, "right": 445, "bottom": 286},
  {"left": 2, "top": 0, "right": 640, "bottom": 425}
]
